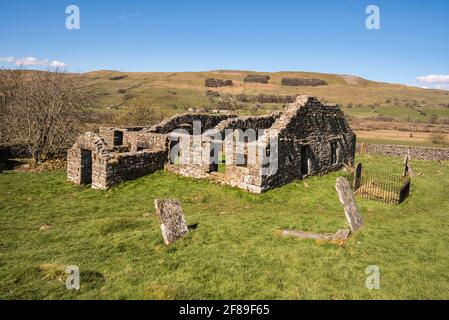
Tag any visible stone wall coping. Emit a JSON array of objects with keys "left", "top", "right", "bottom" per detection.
[{"left": 357, "top": 143, "right": 449, "bottom": 151}]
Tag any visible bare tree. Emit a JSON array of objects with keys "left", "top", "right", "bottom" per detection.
[
  {"left": 0, "top": 69, "right": 92, "bottom": 163},
  {"left": 124, "top": 97, "right": 167, "bottom": 126}
]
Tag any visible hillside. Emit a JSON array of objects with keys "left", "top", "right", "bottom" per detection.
[
  {"left": 77, "top": 70, "right": 449, "bottom": 146},
  {"left": 3, "top": 69, "right": 449, "bottom": 146},
  {"left": 80, "top": 70, "right": 449, "bottom": 114}
]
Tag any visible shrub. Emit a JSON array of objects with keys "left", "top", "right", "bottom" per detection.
[
  {"left": 0, "top": 69, "right": 92, "bottom": 163},
  {"left": 428, "top": 133, "right": 447, "bottom": 146},
  {"left": 206, "top": 90, "right": 220, "bottom": 98},
  {"left": 109, "top": 75, "right": 128, "bottom": 81},
  {"left": 428, "top": 114, "right": 439, "bottom": 124}
]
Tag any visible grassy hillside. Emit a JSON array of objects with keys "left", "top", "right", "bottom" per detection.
[
  {"left": 1, "top": 154, "right": 449, "bottom": 299},
  {"left": 80, "top": 70, "right": 449, "bottom": 117}
]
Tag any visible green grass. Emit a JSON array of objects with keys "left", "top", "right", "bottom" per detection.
[
  {"left": 1, "top": 155, "right": 449, "bottom": 299},
  {"left": 78, "top": 70, "right": 449, "bottom": 119},
  {"left": 357, "top": 137, "right": 442, "bottom": 147},
  {"left": 342, "top": 105, "right": 449, "bottom": 122}
]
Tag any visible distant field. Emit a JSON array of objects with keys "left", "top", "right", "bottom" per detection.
[
  {"left": 4, "top": 69, "right": 449, "bottom": 146},
  {"left": 343, "top": 105, "right": 449, "bottom": 122},
  {"left": 77, "top": 70, "right": 449, "bottom": 146},
  {"left": 79, "top": 70, "right": 449, "bottom": 116},
  {"left": 1, "top": 155, "right": 449, "bottom": 299},
  {"left": 356, "top": 130, "right": 449, "bottom": 147}
]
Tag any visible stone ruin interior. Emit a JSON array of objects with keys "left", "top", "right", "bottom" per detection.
[{"left": 67, "top": 95, "right": 356, "bottom": 193}]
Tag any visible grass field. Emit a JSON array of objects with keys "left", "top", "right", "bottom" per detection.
[
  {"left": 1, "top": 154, "right": 449, "bottom": 299},
  {"left": 79, "top": 70, "right": 449, "bottom": 118},
  {"left": 355, "top": 130, "right": 449, "bottom": 147}
]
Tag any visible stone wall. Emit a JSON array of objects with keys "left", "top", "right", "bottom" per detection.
[
  {"left": 243, "top": 75, "right": 270, "bottom": 84},
  {"left": 67, "top": 95, "right": 355, "bottom": 194},
  {"left": 165, "top": 162, "right": 264, "bottom": 194},
  {"left": 165, "top": 163, "right": 211, "bottom": 180},
  {"left": 281, "top": 78, "right": 328, "bottom": 87},
  {"left": 67, "top": 132, "right": 109, "bottom": 186},
  {"left": 98, "top": 127, "right": 146, "bottom": 149},
  {"left": 0, "top": 143, "right": 32, "bottom": 159},
  {"left": 149, "top": 113, "right": 235, "bottom": 134},
  {"left": 67, "top": 131, "right": 166, "bottom": 190},
  {"left": 128, "top": 132, "right": 168, "bottom": 152},
  {"left": 162, "top": 96, "right": 355, "bottom": 194},
  {"left": 102, "top": 150, "right": 166, "bottom": 189},
  {"left": 236, "top": 94, "right": 297, "bottom": 104},
  {"left": 261, "top": 96, "right": 356, "bottom": 190},
  {"left": 357, "top": 143, "right": 449, "bottom": 161},
  {"left": 205, "top": 78, "right": 233, "bottom": 87},
  {"left": 214, "top": 114, "right": 280, "bottom": 132}
]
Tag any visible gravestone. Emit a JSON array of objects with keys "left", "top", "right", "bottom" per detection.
[
  {"left": 335, "top": 177, "right": 364, "bottom": 232},
  {"left": 332, "top": 229, "right": 351, "bottom": 242},
  {"left": 403, "top": 155, "right": 409, "bottom": 177},
  {"left": 154, "top": 199, "right": 189, "bottom": 245},
  {"left": 403, "top": 155, "right": 415, "bottom": 177},
  {"left": 282, "top": 230, "right": 334, "bottom": 241},
  {"left": 360, "top": 142, "right": 367, "bottom": 155},
  {"left": 353, "top": 163, "right": 363, "bottom": 189}
]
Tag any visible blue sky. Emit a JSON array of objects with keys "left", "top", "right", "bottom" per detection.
[{"left": 0, "top": 0, "right": 448, "bottom": 88}]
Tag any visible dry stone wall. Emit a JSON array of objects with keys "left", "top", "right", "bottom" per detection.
[
  {"left": 236, "top": 94, "right": 296, "bottom": 104},
  {"left": 205, "top": 78, "right": 233, "bottom": 87},
  {"left": 149, "top": 113, "right": 234, "bottom": 134},
  {"left": 243, "top": 75, "right": 270, "bottom": 84},
  {"left": 357, "top": 143, "right": 449, "bottom": 161},
  {"left": 214, "top": 114, "right": 280, "bottom": 132},
  {"left": 281, "top": 78, "right": 328, "bottom": 87},
  {"left": 102, "top": 150, "right": 166, "bottom": 188}
]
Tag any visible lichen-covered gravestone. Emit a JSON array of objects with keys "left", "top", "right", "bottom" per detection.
[
  {"left": 154, "top": 199, "right": 189, "bottom": 245},
  {"left": 335, "top": 177, "right": 364, "bottom": 232}
]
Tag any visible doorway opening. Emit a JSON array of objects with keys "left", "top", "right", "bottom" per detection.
[
  {"left": 300, "top": 145, "right": 311, "bottom": 176},
  {"left": 114, "top": 131, "right": 124, "bottom": 146},
  {"left": 80, "top": 149, "right": 93, "bottom": 185},
  {"left": 330, "top": 140, "right": 339, "bottom": 165}
]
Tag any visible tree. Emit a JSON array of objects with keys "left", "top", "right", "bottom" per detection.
[
  {"left": 125, "top": 96, "right": 167, "bottom": 126},
  {"left": 0, "top": 69, "right": 92, "bottom": 163}
]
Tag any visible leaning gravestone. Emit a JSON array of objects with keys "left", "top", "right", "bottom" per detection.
[
  {"left": 403, "top": 155, "right": 415, "bottom": 177},
  {"left": 154, "top": 199, "right": 189, "bottom": 245},
  {"left": 335, "top": 177, "right": 364, "bottom": 232}
]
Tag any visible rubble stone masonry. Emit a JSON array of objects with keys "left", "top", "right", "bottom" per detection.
[
  {"left": 357, "top": 143, "right": 449, "bottom": 161},
  {"left": 67, "top": 96, "right": 356, "bottom": 193}
]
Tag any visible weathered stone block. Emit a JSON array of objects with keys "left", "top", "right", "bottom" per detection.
[
  {"left": 332, "top": 229, "right": 351, "bottom": 242},
  {"left": 154, "top": 199, "right": 189, "bottom": 245},
  {"left": 247, "top": 184, "right": 263, "bottom": 194},
  {"left": 282, "top": 230, "right": 334, "bottom": 241},
  {"left": 335, "top": 177, "right": 364, "bottom": 232}
]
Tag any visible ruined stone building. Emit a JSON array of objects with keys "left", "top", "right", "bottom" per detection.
[{"left": 67, "top": 96, "right": 356, "bottom": 193}]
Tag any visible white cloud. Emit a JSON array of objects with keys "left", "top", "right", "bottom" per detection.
[
  {"left": 0, "top": 56, "right": 67, "bottom": 68},
  {"left": 49, "top": 60, "right": 67, "bottom": 68},
  {"left": 416, "top": 74, "right": 449, "bottom": 84},
  {"left": 0, "top": 56, "right": 15, "bottom": 63}
]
